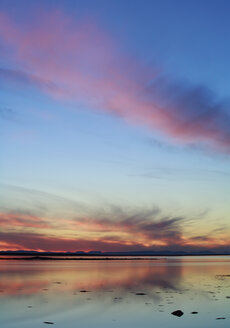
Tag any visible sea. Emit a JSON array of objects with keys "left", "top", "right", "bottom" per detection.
[{"left": 0, "top": 256, "right": 229, "bottom": 327}]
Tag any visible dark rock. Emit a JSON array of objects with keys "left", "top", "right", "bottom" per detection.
[
  {"left": 135, "top": 292, "right": 146, "bottom": 295},
  {"left": 79, "top": 290, "right": 90, "bottom": 293},
  {"left": 43, "top": 322, "right": 54, "bottom": 324},
  {"left": 171, "top": 310, "right": 184, "bottom": 317},
  {"left": 191, "top": 311, "right": 198, "bottom": 314},
  {"left": 216, "top": 317, "right": 226, "bottom": 320}
]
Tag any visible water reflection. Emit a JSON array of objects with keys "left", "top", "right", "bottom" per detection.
[
  {"left": 0, "top": 259, "right": 183, "bottom": 296},
  {"left": 0, "top": 257, "right": 230, "bottom": 328}
]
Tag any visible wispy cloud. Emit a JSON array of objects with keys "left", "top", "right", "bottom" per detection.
[
  {"left": 128, "top": 167, "right": 230, "bottom": 181},
  {"left": 0, "top": 211, "right": 51, "bottom": 229},
  {"left": 1, "top": 184, "right": 229, "bottom": 253},
  {"left": 0, "top": 10, "right": 230, "bottom": 153},
  {"left": 0, "top": 67, "right": 58, "bottom": 92},
  {"left": 0, "top": 200, "right": 229, "bottom": 253},
  {"left": 71, "top": 207, "right": 183, "bottom": 247},
  {"left": 0, "top": 184, "right": 88, "bottom": 217},
  {"left": 0, "top": 229, "right": 229, "bottom": 253}
]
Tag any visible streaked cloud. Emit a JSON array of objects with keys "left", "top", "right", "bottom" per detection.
[
  {"left": 1, "top": 184, "right": 229, "bottom": 253},
  {"left": 71, "top": 210, "right": 183, "bottom": 247},
  {"left": 0, "top": 202, "right": 229, "bottom": 253},
  {"left": 0, "top": 211, "right": 51, "bottom": 229},
  {"left": 0, "top": 10, "right": 230, "bottom": 153},
  {"left": 0, "top": 67, "right": 58, "bottom": 92},
  {"left": 0, "top": 229, "right": 229, "bottom": 253}
]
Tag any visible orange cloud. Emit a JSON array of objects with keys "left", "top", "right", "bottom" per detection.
[
  {"left": 0, "top": 223, "right": 229, "bottom": 254},
  {"left": 0, "top": 204, "right": 229, "bottom": 253},
  {"left": 69, "top": 215, "right": 183, "bottom": 246}
]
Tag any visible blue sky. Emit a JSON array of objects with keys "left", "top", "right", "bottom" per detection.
[{"left": 0, "top": 0, "right": 230, "bottom": 252}]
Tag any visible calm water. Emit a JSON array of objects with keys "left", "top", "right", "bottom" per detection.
[{"left": 0, "top": 256, "right": 230, "bottom": 327}]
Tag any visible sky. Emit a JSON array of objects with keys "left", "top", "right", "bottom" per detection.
[{"left": 0, "top": 0, "right": 230, "bottom": 253}]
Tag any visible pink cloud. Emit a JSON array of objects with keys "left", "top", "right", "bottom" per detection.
[
  {"left": 0, "top": 230, "right": 230, "bottom": 253},
  {"left": 0, "top": 10, "right": 230, "bottom": 152},
  {"left": 0, "top": 210, "right": 229, "bottom": 253},
  {"left": 0, "top": 212, "right": 51, "bottom": 229},
  {"left": 70, "top": 215, "right": 183, "bottom": 246}
]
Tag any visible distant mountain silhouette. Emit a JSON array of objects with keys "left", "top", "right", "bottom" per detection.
[{"left": 0, "top": 250, "right": 229, "bottom": 256}]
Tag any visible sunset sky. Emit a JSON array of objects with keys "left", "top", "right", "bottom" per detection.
[{"left": 0, "top": 0, "right": 230, "bottom": 253}]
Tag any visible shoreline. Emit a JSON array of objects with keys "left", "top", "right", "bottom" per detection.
[{"left": 0, "top": 254, "right": 230, "bottom": 261}]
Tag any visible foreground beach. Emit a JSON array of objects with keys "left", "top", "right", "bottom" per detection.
[{"left": 0, "top": 256, "right": 229, "bottom": 327}]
